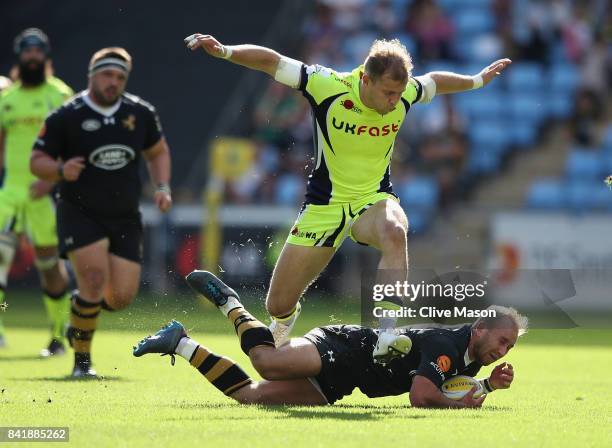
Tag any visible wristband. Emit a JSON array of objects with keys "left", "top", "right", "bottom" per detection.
[
  {"left": 221, "top": 46, "right": 233, "bottom": 60},
  {"left": 478, "top": 378, "right": 494, "bottom": 393},
  {"left": 156, "top": 183, "right": 171, "bottom": 194},
  {"left": 471, "top": 74, "right": 484, "bottom": 89}
]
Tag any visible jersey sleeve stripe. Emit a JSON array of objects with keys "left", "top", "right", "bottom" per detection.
[
  {"left": 298, "top": 64, "right": 308, "bottom": 92},
  {"left": 412, "top": 77, "right": 424, "bottom": 104}
]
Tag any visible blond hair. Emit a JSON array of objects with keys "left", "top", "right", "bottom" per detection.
[
  {"left": 88, "top": 47, "right": 133, "bottom": 72},
  {"left": 364, "top": 38, "right": 413, "bottom": 83},
  {"left": 473, "top": 305, "right": 529, "bottom": 337}
]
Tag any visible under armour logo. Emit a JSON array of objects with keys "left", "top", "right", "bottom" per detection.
[
  {"left": 327, "top": 350, "right": 335, "bottom": 363},
  {"left": 65, "top": 237, "right": 74, "bottom": 246},
  {"left": 103, "top": 117, "right": 116, "bottom": 125}
]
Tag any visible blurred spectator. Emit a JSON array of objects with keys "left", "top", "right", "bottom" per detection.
[
  {"left": 579, "top": 31, "right": 610, "bottom": 95},
  {"left": 560, "top": 3, "right": 594, "bottom": 63},
  {"left": 405, "top": 0, "right": 455, "bottom": 61},
  {"left": 367, "top": 0, "right": 399, "bottom": 37},
  {"left": 513, "top": 0, "right": 554, "bottom": 62},
  {"left": 253, "top": 80, "right": 303, "bottom": 147},
  {"left": 414, "top": 131, "right": 468, "bottom": 206},
  {"left": 570, "top": 88, "right": 604, "bottom": 147}
]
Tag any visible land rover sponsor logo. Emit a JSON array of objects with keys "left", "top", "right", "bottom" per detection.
[
  {"left": 89, "top": 144, "right": 135, "bottom": 170},
  {"left": 82, "top": 119, "right": 101, "bottom": 131}
]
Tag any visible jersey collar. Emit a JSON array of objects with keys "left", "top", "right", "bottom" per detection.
[
  {"left": 464, "top": 348, "right": 474, "bottom": 366},
  {"left": 83, "top": 90, "right": 122, "bottom": 117}
]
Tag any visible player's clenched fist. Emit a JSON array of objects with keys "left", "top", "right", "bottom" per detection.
[
  {"left": 154, "top": 190, "right": 172, "bottom": 213},
  {"left": 184, "top": 34, "right": 231, "bottom": 59},
  {"left": 61, "top": 156, "right": 86, "bottom": 181}
]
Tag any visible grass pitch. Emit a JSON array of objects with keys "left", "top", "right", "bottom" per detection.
[{"left": 1, "top": 291, "right": 611, "bottom": 447}]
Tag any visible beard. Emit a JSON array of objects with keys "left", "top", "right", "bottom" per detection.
[
  {"left": 90, "top": 86, "right": 120, "bottom": 106},
  {"left": 19, "top": 60, "right": 46, "bottom": 86}
]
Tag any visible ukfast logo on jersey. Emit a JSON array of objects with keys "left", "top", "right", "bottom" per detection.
[
  {"left": 89, "top": 144, "right": 135, "bottom": 170},
  {"left": 331, "top": 117, "right": 400, "bottom": 137}
]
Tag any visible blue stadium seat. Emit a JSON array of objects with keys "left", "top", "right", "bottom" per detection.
[
  {"left": 565, "top": 149, "right": 603, "bottom": 180},
  {"left": 547, "top": 93, "right": 573, "bottom": 118},
  {"left": 511, "top": 121, "right": 537, "bottom": 147},
  {"left": 275, "top": 174, "right": 301, "bottom": 206},
  {"left": 455, "top": 91, "right": 504, "bottom": 118},
  {"left": 506, "top": 63, "right": 544, "bottom": 92},
  {"left": 403, "top": 207, "right": 431, "bottom": 235},
  {"left": 454, "top": 9, "right": 495, "bottom": 36},
  {"left": 567, "top": 181, "right": 610, "bottom": 212},
  {"left": 469, "top": 120, "right": 511, "bottom": 151},
  {"left": 526, "top": 179, "right": 565, "bottom": 209},
  {"left": 467, "top": 146, "right": 501, "bottom": 174},
  {"left": 397, "top": 176, "right": 439, "bottom": 210},
  {"left": 511, "top": 94, "right": 546, "bottom": 125},
  {"left": 549, "top": 63, "right": 579, "bottom": 94}
]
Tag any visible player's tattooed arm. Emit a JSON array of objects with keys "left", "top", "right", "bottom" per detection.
[
  {"left": 184, "top": 34, "right": 288, "bottom": 79},
  {"left": 409, "top": 375, "right": 486, "bottom": 409},
  {"left": 143, "top": 137, "right": 172, "bottom": 213}
]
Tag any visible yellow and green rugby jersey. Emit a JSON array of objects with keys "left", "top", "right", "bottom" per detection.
[
  {"left": 0, "top": 76, "right": 73, "bottom": 190},
  {"left": 298, "top": 64, "right": 423, "bottom": 204}
]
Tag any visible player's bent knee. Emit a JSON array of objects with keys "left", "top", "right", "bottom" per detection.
[
  {"left": 82, "top": 268, "right": 107, "bottom": 295},
  {"left": 265, "top": 298, "right": 295, "bottom": 319},
  {"left": 379, "top": 220, "right": 407, "bottom": 249}
]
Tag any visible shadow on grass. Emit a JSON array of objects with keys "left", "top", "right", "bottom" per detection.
[
  {"left": 164, "top": 400, "right": 511, "bottom": 420},
  {"left": 10, "top": 375, "right": 130, "bottom": 382}
]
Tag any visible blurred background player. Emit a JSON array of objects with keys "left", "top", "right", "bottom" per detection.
[
  {"left": 0, "top": 28, "right": 73, "bottom": 355},
  {"left": 184, "top": 33, "right": 511, "bottom": 360},
  {"left": 30, "top": 47, "right": 173, "bottom": 377}
]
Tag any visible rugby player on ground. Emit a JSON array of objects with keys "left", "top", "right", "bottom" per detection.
[
  {"left": 30, "top": 47, "right": 173, "bottom": 377},
  {"left": 183, "top": 33, "right": 512, "bottom": 362},
  {"left": 134, "top": 271, "right": 524, "bottom": 408},
  {"left": 0, "top": 29, "right": 73, "bottom": 355}
]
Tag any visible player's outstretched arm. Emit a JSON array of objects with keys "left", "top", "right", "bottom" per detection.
[
  {"left": 409, "top": 375, "right": 486, "bottom": 409},
  {"left": 418, "top": 58, "right": 512, "bottom": 101},
  {"left": 184, "top": 33, "right": 283, "bottom": 77}
]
